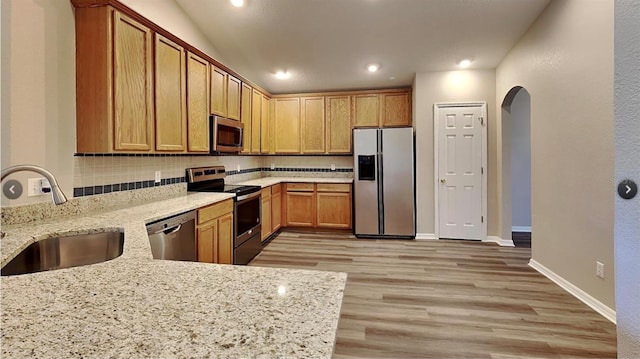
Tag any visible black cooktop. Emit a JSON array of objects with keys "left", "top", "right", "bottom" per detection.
[
  {"left": 193, "top": 184, "right": 261, "bottom": 197},
  {"left": 186, "top": 166, "right": 261, "bottom": 198}
]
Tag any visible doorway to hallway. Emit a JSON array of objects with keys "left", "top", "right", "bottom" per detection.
[{"left": 501, "top": 87, "right": 532, "bottom": 249}]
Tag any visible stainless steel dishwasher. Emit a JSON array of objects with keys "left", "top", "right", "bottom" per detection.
[{"left": 146, "top": 211, "right": 197, "bottom": 261}]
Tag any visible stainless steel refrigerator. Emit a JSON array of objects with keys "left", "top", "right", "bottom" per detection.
[{"left": 353, "top": 127, "right": 415, "bottom": 238}]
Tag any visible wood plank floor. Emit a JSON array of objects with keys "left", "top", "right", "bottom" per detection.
[{"left": 249, "top": 231, "right": 617, "bottom": 358}]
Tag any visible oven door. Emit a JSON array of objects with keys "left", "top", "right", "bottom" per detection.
[
  {"left": 235, "top": 191, "right": 261, "bottom": 247},
  {"left": 211, "top": 116, "right": 244, "bottom": 153}
]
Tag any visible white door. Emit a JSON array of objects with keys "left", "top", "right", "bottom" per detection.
[{"left": 436, "top": 104, "right": 486, "bottom": 240}]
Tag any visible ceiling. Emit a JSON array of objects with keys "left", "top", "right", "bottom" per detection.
[{"left": 175, "top": 0, "right": 549, "bottom": 94}]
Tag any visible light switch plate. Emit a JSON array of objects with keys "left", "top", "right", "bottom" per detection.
[
  {"left": 155, "top": 171, "right": 161, "bottom": 184},
  {"left": 331, "top": 164, "right": 336, "bottom": 171}
]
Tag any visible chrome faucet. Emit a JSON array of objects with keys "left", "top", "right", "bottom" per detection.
[{"left": 1, "top": 165, "right": 68, "bottom": 205}]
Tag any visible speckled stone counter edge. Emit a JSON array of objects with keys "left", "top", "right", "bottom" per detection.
[{"left": 1, "top": 184, "right": 186, "bottom": 226}]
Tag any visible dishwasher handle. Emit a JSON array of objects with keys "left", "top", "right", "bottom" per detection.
[
  {"left": 146, "top": 210, "right": 196, "bottom": 235},
  {"left": 150, "top": 224, "right": 182, "bottom": 236}
]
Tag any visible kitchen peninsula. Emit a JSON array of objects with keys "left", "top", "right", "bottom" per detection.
[{"left": 1, "top": 189, "right": 346, "bottom": 358}]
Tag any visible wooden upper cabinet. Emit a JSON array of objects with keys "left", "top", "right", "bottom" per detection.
[
  {"left": 326, "top": 95, "right": 352, "bottom": 153},
  {"left": 381, "top": 92, "right": 411, "bottom": 127},
  {"left": 251, "top": 89, "right": 262, "bottom": 153},
  {"left": 261, "top": 94, "right": 271, "bottom": 154},
  {"left": 112, "top": 11, "right": 154, "bottom": 151},
  {"left": 353, "top": 94, "right": 380, "bottom": 128},
  {"left": 227, "top": 75, "right": 241, "bottom": 120},
  {"left": 186, "top": 51, "right": 210, "bottom": 152},
  {"left": 75, "top": 6, "right": 154, "bottom": 153},
  {"left": 154, "top": 34, "right": 186, "bottom": 152},
  {"left": 240, "top": 82, "right": 252, "bottom": 154},
  {"left": 300, "top": 96, "right": 325, "bottom": 153},
  {"left": 210, "top": 66, "right": 228, "bottom": 117},
  {"left": 273, "top": 97, "right": 301, "bottom": 154}
]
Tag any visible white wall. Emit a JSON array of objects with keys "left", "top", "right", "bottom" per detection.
[
  {"left": 496, "top": 0, "right": 614, "bottom": 309},
  {"left": 413, "top": 70, "right": 497, "bottom": 236},
  {"left": 614, "top": 0, "right": 640, "bottom": 355},
  {"left": 510, "top": 90, "right": 531, "bottom": 229},
  {"left": 0, "top": 0, "right": 76, "bottom": 206},
  {"left": 120, "top": 0, "right": 227, "bottom": 65}
]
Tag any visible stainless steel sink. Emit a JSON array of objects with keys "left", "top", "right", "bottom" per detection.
[{"left": 1, "top": 229, "right": 124, "bottom": 276}]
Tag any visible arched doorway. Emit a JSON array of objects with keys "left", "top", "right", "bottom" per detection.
[{"left": 501, "top": 86, "right": 532, "bottom": 249}]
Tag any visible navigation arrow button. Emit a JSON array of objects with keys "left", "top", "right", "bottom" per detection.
[
  {"left": 618, "top": 180, "right": 637, "bottom": 200},
  {"left": 3, "top": 180, "right": 23, "bottom": 199}
]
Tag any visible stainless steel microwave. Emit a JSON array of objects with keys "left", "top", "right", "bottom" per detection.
[{"left": 210, "top": 115, "right": 244, "bottom": 153}]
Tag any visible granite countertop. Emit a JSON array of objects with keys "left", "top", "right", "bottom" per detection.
[
  {"left": 237, "top": 177, "right": 353, "bottom": 188},
  {"left": 1, "top": 192, "right": 347, "bottom": 358}
]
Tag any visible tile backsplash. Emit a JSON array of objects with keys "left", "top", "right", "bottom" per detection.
[{"left": 73, "top": 155, "right": 353, "bottom": 197}]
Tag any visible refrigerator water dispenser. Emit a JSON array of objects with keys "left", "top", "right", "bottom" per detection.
[{"left": 358, "top": 155, "right": 375, "bottom": 180}]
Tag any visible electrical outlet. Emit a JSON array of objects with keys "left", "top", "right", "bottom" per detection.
[
  {"left": 237, "top": 164, "right": 241, "bottom": 171},
  {"left": 27, "top": 178, "right": 46, "bottom": 196},
  {"left": 331, "top": 164, "right": 336, "bottom": 171},
  {"left": 596, "top": 261, "right": 604, "bottom": 278},
  {"left": 40, "top": 179, "right": 51, "bottom": 194},
  {"left": 270, "top": 163, "right": 275, "bottom": 170},
  {"left": 155, "top": 171, "right": 161, "bottom": 184}
]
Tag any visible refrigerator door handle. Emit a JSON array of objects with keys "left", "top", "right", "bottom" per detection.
[{"left": 377, "top": 131, "right": 385, "bottom": 235}]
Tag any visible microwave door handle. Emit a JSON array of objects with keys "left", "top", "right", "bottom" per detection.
[{"left": 239, "top": 127, "right": 244, "bottom": 148}]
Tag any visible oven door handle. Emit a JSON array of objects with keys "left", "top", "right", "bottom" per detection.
[{"left": 237, "top": 191, "right": 261, "bottom": 202}]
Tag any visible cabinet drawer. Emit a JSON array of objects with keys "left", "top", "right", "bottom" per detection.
[
  {"left": 286, "top": 183, "right": 315, "bottom": 192},
  {"left": 198, "top": 199, "right": 233, "bottom": 225},
  {"left": 271, "top": 183, "right": 281, "bottom": 194},
  {"left": 316, "top": 183, "right": 351, "bottom": 193},
  {"left": 261, "top": 187, "right": 271, "bottom": 198}
]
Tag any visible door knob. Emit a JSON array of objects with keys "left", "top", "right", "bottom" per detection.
[{"left": 440, "top": 179, "right": 446, "bottom": 183}]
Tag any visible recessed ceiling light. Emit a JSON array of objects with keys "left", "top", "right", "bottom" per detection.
[
  {"left": 230, "top": 0, "right": 244, "bottom": 7},
  {"left": 275, "top": 71, "right": 290, "bottom": 80},
  {"left": 367, "top": 64, "right": 380, "bottom": 72},
  {"left": 458, "top": 59, "right": 473, "bottom": 68}
]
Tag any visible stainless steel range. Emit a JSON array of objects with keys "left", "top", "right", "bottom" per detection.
[{"left": 186, "top": 166, "right": 262, "bottom": 265}]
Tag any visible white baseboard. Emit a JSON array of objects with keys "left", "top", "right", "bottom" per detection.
[
  {"left": 483, "top": 236, "right": 515, "bottom": 247},
  {"left": 512, "top": 226, "right": 532, "bottom": 232},
  {"left": 529, "top": 259, "right": 616, "bottom": 324},
  {"left": 415, "top": 233, "right": 437, "bottom": 240}
]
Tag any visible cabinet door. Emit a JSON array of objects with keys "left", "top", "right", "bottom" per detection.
[
  {"left": 251, "top": 89, "right": 262, "bottom": 153},
  {"left": 301, "top": 96, "right": 325, "bottom": 153},
  {"left": 381, "top": 92, "right": 411, "bottom": 127},
  {"left": 272, "top": 189, "right": 282, "bottom": 232},
  {"left": 326, "top": 96, "right": 352, "bottom": 153},
  {"left": 154, "top": 34, "right": 186, "bottom": 152},
  {"left": 285, "top": 191, "right": 315, "bottom": 227},
  {"left": 352, "top": 94, "right": 380, "bottom": 128},
  {"left": 227, "top": 75, "right": 241, "bottom": 121},
  {"left": 261, "top": 193, "right": 272, "bottom": 242},
  {"left": 197, "top": 220, "right": 217, "bottom": 263},
  {"left": 186, "top": 51, "right": 210, "bottom": 152},
  {"left": 261, "top": 94, "right": 271, "bottom": 154},
  {"left": 113, "top": 11, "right": 154, "bottom": 151},
  {"left": 274, "top": 98, "right": 301, "bottom": 153},
  {"left": 317, "top": 192, "right": 352, "bottom": 229},
  {"left": 210, "top": 66, "right": 228, "bottom": 116},
  {"left": 217, "top": 213, "right": 234, "bottom": 264},
  {"left": 240, "top": 83, "right": 252, "bottom": 153}
]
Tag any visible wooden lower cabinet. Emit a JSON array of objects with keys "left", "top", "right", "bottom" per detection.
[
  {"left": 261, "top": 187, "right": 272, "bottom": 241},
  {"left": 283, "top": 183, "right": 352, "bottom": 229},
  {"left": 316, "top": 184, "right": 352, "bottom": 229},
  {"left": 285, "top": 192, "right": 315, "bottom": 227},
  {"left": 271, "top": 184, "right": 282, "bottom": 232},
  {"left": 196, "top": 199, "right": 233, "bottom": 264}
]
